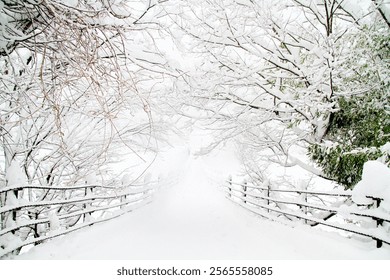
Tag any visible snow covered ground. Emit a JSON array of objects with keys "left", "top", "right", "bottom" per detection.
[{"left": 15, "top": 129, "right": 390, "bottom": 260}]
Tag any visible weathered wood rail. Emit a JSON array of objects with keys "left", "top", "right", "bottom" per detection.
[
  {"left": 0, "top": 182, "right": 154, "bottom": 258},
  {"left": 225, "top": 179, "right": 390, "bottom": 248}
]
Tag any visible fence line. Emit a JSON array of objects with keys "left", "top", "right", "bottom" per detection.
[
  {"left": 0, "top": 183, "right": 154, "bottom": 258},
  {"left": 225, "top": 179, "right": 389, "bottom": 248}
]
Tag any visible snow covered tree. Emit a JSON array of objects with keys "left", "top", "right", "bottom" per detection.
[
  {"left": 170, "top": 0, "right": 389, "bottom": 188},
  {"left": 0, "top": 0, "right": 175, "bottom": 185},
  {"left": 171, "top": 0, "right": 350, "bottom": 175},
  {"left": 0, "top": 0, "right": 177, "bottom": 238},
  {"left": 309, "top": 22, "right": 390, "bottom": 189}
]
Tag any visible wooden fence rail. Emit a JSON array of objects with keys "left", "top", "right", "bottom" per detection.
[
  {"left": 225, "top": 179, "right": 390, "bottom": 248},
  {"left": 0, "top": 183, "right": 154, "bottom": 258}
]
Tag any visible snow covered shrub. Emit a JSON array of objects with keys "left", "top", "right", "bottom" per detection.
[
  {"left": 352, "top": 160, "right": 390, "bottom": 209},
  {"left": 309, "top": 24, "right": 390, "bottom": 189},
  {"left": 309, "top": 93, "right": 389, "bottom": 189}
]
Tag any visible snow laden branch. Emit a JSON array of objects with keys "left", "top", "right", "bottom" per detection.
[
  {"left": 0, "top": 1, "right": 180, "bottom": 254},
  {"left": 170, "top": 0, "right": 389, "bottom": 186},
  {"left": 0, "top": 0, "right": 178, "bottom": 187},
  {"left": 371, "top": 0, "right": 390, "bottom": 28}
]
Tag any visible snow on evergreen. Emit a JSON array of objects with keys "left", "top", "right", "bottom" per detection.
[{"left": 353, "top": 161, "right": 390, "bottom": 210}]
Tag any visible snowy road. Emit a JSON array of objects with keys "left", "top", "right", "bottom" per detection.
[{"left": 16, "top": 137, "right": 390, "bottom": 259}]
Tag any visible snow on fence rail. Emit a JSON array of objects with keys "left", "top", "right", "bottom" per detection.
[
  {"left": 0, "top": 183, "right": 154, "bottom": 258},
  {"left": 225, "top": 179, "right": 390, "bottom": 248}
]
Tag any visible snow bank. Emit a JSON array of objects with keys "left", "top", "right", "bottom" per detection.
[
  {"left": 85, "top": 172, "right": 97, "bottom": 185},
  {"left": 352, "top": 161, "right": 390, "bottom": 210},
  {"left": 5, "top": 160, "right": 27, "bottom": 187}
]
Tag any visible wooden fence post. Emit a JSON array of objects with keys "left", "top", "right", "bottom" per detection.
[
  {"left": 122, "top": 194, "right": 127, "bottom": 210},
  {"left": 242, "top": 180, "right": 247, "bottom": 204},
  {"left": 266, "top": 181, "right": 270, "bottom": 213},
  {"left": 228, "top": 175, "right": 232, "bottom": 198},
  {"left": 0, "top": 192, "right": 4, "bottom": 231},
  {"left": 83, "top": 185, "right": 87, "bottom": 222},
  {"left": 10, "top": 189, "right": 18, "bottom": 234},
  {"left": 34, "top": 212, "right": 40, "bottom": 240},
  {"left": 374, "top": 198, "right": 383, "bottom": 248},
  {"left": 303, "top": 192, "right": 308, "bottom": 224},
  {"left": 83, "top": 184, "right": 93, "bottom": 223},
  {"left": 300, "top": 192, "right": 308, "bottom": 224},
  {"left": 120, "top": 181, "right": 127, "bottom": 210}
]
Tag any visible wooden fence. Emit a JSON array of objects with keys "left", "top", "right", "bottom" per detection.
[
  {"left": 0, "top": 182, "right": 154, "bottom": 258},
  {"left": 225, "top": 179, "right": 390, "bottom": 248}
]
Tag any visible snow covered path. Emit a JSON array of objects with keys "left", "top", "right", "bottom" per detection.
[{"left": 16, "top": 137, "right": 390, "bottom": 259}]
